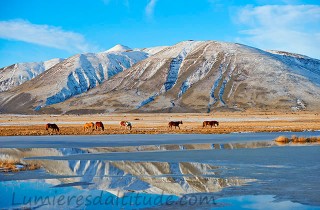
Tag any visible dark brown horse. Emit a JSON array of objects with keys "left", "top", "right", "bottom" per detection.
[
  {"left": 168, "top": 121, "right": 183, "bottom": 129},
  {"left": 45, "top": 123, "right": 59, "bottom": 132},
  {"left": 203, "top": 121, "right": 219, "bottom": 128},
  {"left": 95, "top": 121, "right": 104, "bottom": 131}
]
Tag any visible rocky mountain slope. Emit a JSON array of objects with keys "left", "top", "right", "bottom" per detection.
[
  {"left": 0, "top": 58, "right": 63, "bottom": 92},
  {"left": 0, "top": 45, "right": 149, "bottom": 113},
  {"left": 0, "top": 41, "right": 319, "bottom": 114},
  {"left": 48, "top": 41, "right": 320, "bottom": 114}
]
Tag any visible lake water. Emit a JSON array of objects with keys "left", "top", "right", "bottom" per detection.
[{"left": 0, "top": 132, "right": 320, "bottom": 209}]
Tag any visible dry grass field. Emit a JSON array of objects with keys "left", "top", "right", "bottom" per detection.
[{"left": 0, "top": 112, "right": 319, "bottom": 136}]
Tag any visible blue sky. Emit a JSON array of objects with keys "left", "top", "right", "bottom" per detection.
[{"left": 0, "top": 0, "right": 319, "bottom": 67}]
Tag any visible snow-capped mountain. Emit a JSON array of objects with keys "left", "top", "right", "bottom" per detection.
[
  {"left": 0, "top": 40, "right": 319, "bottom": 114},
  {"left": 46, "top": 40, "right": 320, "bottom": 114},
  {"left": 0, "top": 58, "right": 63, "bottom": 92},
  {"left": 105, "top": 44, "right": 132, "bottom": 53},
  {"left": 0, "top": 45, "right": 149, "bottom": 113},
  {"left": 140, "top": 45, "right": 168, "bottom": 55}
]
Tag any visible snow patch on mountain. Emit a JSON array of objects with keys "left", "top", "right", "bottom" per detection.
[
  {"left": 106, "top": 44, "right": 132, "bottom": 53},
  {"left": 44, "top": 50, "right": 148, "bottom": 107},
  {"left": 162, "top": 41, "right": 202, "bottom": 92},
  {"left": 218, "top": 58, "right": 235, "bottom": 106},
  {"left": 267, "top": 50, "right": 311, "bottom": 60},
  {"left": 208, "top": 64, "right": 224, "bottom": 112},
  {"left": 140, "top": 46, "right": 168, "bottom": 55},
  {"left": 136, "top": 41, "right": 202, "bottom": 109},
  {"left": 137, "top": 93, "right": 159, "bottom": 109},
  {"left": 0, "top": 58, "right": 63, "bottom": 92},
  {"left": 178, "top": 56, "right": 216, "bottom": 97},
  {"left": 267, "top": 50, "right": 320, "bottom": 86}
]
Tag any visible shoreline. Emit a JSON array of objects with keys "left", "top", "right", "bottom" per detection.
[{"left": 1, "top": 126, "right": 320, "bottom": 136}]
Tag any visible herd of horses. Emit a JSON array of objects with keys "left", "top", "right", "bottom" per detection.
[{"left": 45, "top": 120, "right": 219, "bottom": 133}]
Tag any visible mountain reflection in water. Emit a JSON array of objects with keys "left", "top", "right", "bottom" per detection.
[{"left": 0, "top": 138, "right": 319, "bottom": 209}]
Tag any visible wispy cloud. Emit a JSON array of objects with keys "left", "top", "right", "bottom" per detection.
[
  {"left": 0, "top": 19, "right": 96, "bottom": 53},
  {"left": 235, "top": 5, "right": 320, "bottom": 59},
  {"left": 145, "top": 0, "right": 158, "bottom": 19},
  {"left": 102, "top": 0, "right": 130, "bottom": 8}
]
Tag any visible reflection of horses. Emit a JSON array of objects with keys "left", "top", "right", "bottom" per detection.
[
  {"left": 45, "top": 123, "right": 59, "bottom": 132},
  {"left": 203, "top": 121, "right": 219, "bottom": 128},
  {"left": 120, "top": 121, "right": 132, "bottom": 130},
  {"left": 84, "top": 122, "right": 95, "bottom": 131},
  {"left": 168, "top": 121, "right": 183, "bottom": 129},
  {"left": 95, "top": 121, "right": 104, "bottom": 131}
]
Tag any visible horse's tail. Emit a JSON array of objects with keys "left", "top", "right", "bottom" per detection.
[
  {"left": 102, "top": 125, "right": 105, "bottom": 131},
  {"left": 45, "top": 124, "right": 48, "bottom": 130},
  {"left": 203, "top": 122, "right": 205, "bottom": 127}
]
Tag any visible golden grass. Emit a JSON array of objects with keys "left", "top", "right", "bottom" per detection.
[
  {"left": 275, "top": 136, "right": 290, "bottom": 143},
  {"left": 0, "top": 124, "right": 316, "bottom": 136},
  {"left": 0, "top": 112, "right": 320, "bottom": 136},
  {"left": 274, "top": 135, "right": 320, "bottom": 144},
  {"left": 0, "top": 160, "right": 40, "bottom": 173}
]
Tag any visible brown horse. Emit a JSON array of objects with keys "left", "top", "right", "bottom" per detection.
[
  {"left": 95, "top": 121, "right": 104, "bottom": 131},
  {"left": 168, "top": 121, "right": 183, "bottom": 129},
  {"left": 203, "top": 121, "right": 219, "bottom": 128},
  {"left": 120, "top": 121, "right": 132, "bottom": 130},
  {"left": 84, "top": 122, "right": 95, "bottom": 131},
  {"left": 45, "top": 123, "right": 59, "bottom": 132}
]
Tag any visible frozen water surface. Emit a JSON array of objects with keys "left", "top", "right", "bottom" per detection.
[{"left": 0, "top": 132, "right": 319, "bottom": 209}]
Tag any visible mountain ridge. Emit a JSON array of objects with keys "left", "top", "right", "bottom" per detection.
[
  {"left": 0, "top": 58, "right": 64, "bottom": 92},
  {"left": 0, "top": 40, "right": 319, "bottom": 114},
  {"left": 0, "top": 48, "right": 150, "bottom": 113}
]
